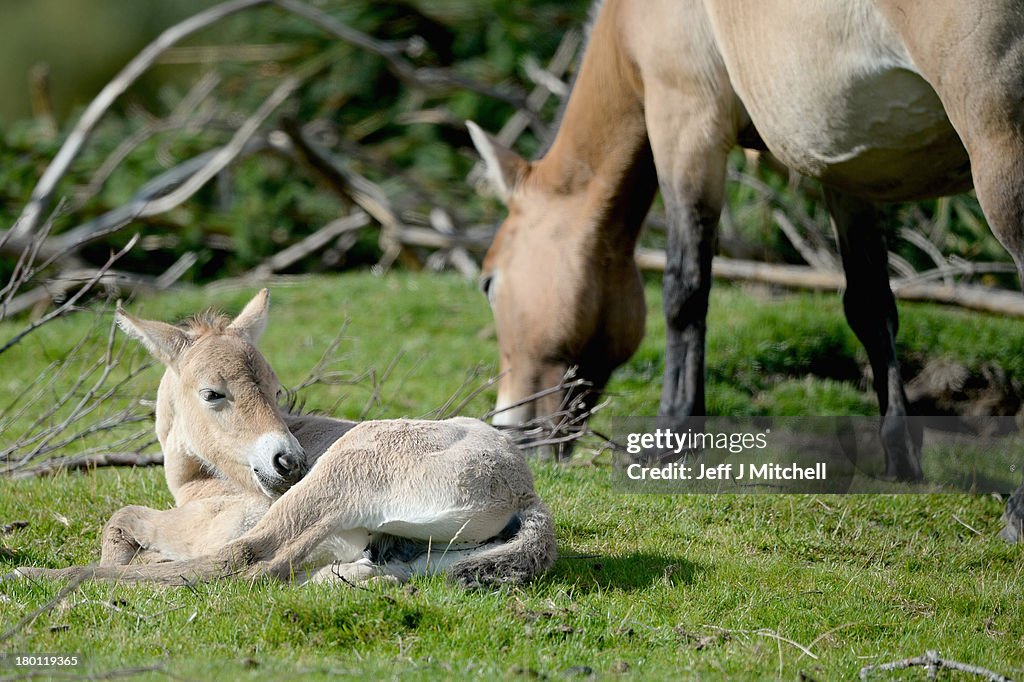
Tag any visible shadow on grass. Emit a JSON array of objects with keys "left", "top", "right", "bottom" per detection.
[{"left": 548, "top": 552, "right": 704, "bottom": 593}]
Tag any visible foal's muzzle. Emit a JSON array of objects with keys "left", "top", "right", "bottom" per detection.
[
  {"left": 251, "top": 431, "right": 308, "bottom": 497},
  {"left": 273, "top": 450, "right": 305, "bottom": 484}
]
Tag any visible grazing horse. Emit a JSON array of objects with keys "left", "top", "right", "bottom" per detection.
[
  {"left": 467, "top": 0, "right": 1024, "bottom": 537},
  {"left": 5, "top": 290, "right": 556, "bottom": 586}
]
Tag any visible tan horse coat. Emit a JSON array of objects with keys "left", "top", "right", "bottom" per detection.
[{"left": 8, "top": 291, "right": 556, "bottom": 586}]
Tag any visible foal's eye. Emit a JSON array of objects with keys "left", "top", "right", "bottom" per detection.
[{"left": 199, "top": 388, "right": 225, "bottom": 403}]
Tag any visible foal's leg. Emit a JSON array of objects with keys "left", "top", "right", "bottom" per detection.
[
  {"left": 101, "top": 495, "right": 264, "bottom": 565},
  {"left": 825, "top": 187, "right": 922, "bottom": 480},
  {"left": 5, "top": 473, "right": 367, "bottom": 585}
]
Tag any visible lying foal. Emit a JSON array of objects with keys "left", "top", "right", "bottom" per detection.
[{"left": 6, "top": 290, "right": 556, "bottom": 587}]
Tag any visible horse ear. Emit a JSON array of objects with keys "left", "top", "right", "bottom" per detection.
[
  {"left": 228, "top": 288, "right": 270, "bottom": 344},
  {"left": 115, "top": 305, "right": 190, "bottom": 366},
  {"left": 467, "top": 121, "right": 527, "bottom": 203}
]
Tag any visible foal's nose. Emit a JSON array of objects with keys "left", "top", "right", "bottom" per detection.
[{"left": 273, "top": 450, "right": 304, "bottom": 482}]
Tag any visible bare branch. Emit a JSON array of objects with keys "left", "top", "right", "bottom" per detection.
[
  {"left": 859, "top": 650, "right": 1012, "bottom": 681},
  {"left": 635, "top": 248, "right": 1024, "bottom": 318},
  {"left": 773, "top": 209, "right": 837, "bottom": 272},
  {"left": 0, "top": 234, "right": 140, "bottom": 356},
  {"left": 248, "top": 211, "right": 370, "bottom": 278},
  {"left": 9, "top": 451, "right": 162, "bottom": 480},
  {"left": 8, "top": 0, "right": 277, "bottom": 243}
]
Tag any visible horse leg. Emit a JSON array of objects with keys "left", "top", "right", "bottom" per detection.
[
  {"left": 644, "top": 92, "right": 730, "bottom": 425},
  {"left": 304, "top": 546, "right": 492, "bottom": 587},
  {"left": 874, "top": 0, "right": 1024, "bottom": 537},
  {"left": 4, "top": 477, "right": 365, "bottom": 585},
  {"left": 100, "top": 495, "right": 266, "bottom": 566},
  {"left": 825, "top": 187, "right": 922, "bottom": 480}
]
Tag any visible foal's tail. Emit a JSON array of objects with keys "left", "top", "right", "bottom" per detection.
[{"left": 447, "top": 496, "right": 557, "bottom": 588}]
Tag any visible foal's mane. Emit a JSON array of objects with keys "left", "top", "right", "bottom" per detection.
[{"left": 181, "top": 310, "right": 232, "bottom": 336}]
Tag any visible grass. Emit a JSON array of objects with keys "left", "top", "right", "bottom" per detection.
[{"left": 2, "top": 271, "right": 1024, "bottom": 680}]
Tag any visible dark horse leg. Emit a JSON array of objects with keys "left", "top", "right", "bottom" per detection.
[
  {"left": 873, "top": 1, "right": 1024, "bottom": 537},
  {"left": 647, "top": 104, "right": 729, "bottom": 426},
  {"left": 659, "top": 197, "right": 719, "bottom": 421},
  {"left": 825, "top": 187, "right": 923, "bottom": 481}
]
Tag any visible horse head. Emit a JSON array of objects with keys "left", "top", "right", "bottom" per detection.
[
  {"left": 469, "top": 122, "right": 651, "bottom": 448},
  {"left": 116, "top": 289, "right": 307, "bottom": 498}
]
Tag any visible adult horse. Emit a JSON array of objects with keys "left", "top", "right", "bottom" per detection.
[{"left": 467, "top": 0, "right": 1024, "bottom": 537}]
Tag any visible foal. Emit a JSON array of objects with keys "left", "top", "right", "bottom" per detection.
[{"left": 7, "top": 290, "right": 556, "bottom": 587}]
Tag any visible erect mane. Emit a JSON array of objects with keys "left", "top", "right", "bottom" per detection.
[
  {"left": 180, "top": 310, "right": 232, "bottom": 336},
  {"left": 535, "top": 0, "right": 606, "bottom": 159}
]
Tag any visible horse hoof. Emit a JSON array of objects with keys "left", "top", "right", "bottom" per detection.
[
  {"left": 998, "top": 523, "right": 1020, "bottom": 543},
  {"left": 997, "top": 486, "right": 1024, "bottom": 542}
]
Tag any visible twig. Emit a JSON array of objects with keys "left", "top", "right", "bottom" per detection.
[
  {"left": 952, "top": 513, "right": 983, "bottom": 536},
  {"left": 859, "top": 650, "right": 1013, "bottom": 681},
  {"left": 436, "top": 369, "right": 507, "bottom": 420},
  {"left": 287, "top": 319, "right": 353, "bottom": 394},
  {"left": 0, "top": 522, "right": 28, "bottom": 535},
  {"left": 8, "top": 0, "right": 276, "bottom": 243},
  {"left": 704, "top": 625, "right": 819, "bottom": 661},
  {"left": 0, "top": 572, "right": 89, "bottom": 644},
  {"left": 358, "top": 350, "right": 406, "bottom": 420},
  {"left": 482, "top": 378, "right": 593, "bottom": 421},
  {"left": 248, "top": 211, "right": 370, "bottom": 278},
  {"left": 0, "top": 235, "right": 139, "bottom": 356}
]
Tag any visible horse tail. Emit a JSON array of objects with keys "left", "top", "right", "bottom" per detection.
[{"left": 447, "top": 496, "right": 557, "bottom": 588}]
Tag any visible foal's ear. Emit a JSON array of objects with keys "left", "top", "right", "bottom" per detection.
[
  {"left": 228, "top": 288, "right": 270, "bottom": 344},
  {"left": 467, "top": 121, "right": 528, "bottom": 204},
  {"left": 115, "top": 306, "right": 190, "bottom": 366}
]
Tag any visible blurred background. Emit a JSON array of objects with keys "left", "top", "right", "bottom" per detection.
[
  {"left": 0, "top": 0, "right": 591, "bottom": 286},
  {"left": 0, "top": 1, "right": 219, "bottom": 125},
  {"left": 0, "top": 0, "right": 1011, "bottom": 299}
]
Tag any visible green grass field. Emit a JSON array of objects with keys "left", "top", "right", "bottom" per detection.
[{"left": 2, "top": 272, "right": 1023, "bottom": 680}]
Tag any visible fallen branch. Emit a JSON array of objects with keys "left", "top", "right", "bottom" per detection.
[
  {"left": 9, "top": 452, "right": 163, "bottom": 480},
  {"left": 859, "top": 650, "right": 1013, "bottom": 681},
  {"left": 634, "top": 248, "right": 1024, "bottom": 318},
  {"left": 247, "top": 210, "right": 370, "bottom": 278}
]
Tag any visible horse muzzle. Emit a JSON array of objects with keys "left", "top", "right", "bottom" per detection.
[{"left": 250, "top": 432, "right": 308, "bottom": 497}]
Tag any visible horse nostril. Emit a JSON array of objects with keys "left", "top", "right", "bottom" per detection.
[{"left": 273, "top": 451, "right": 299, "bottom": 478}]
